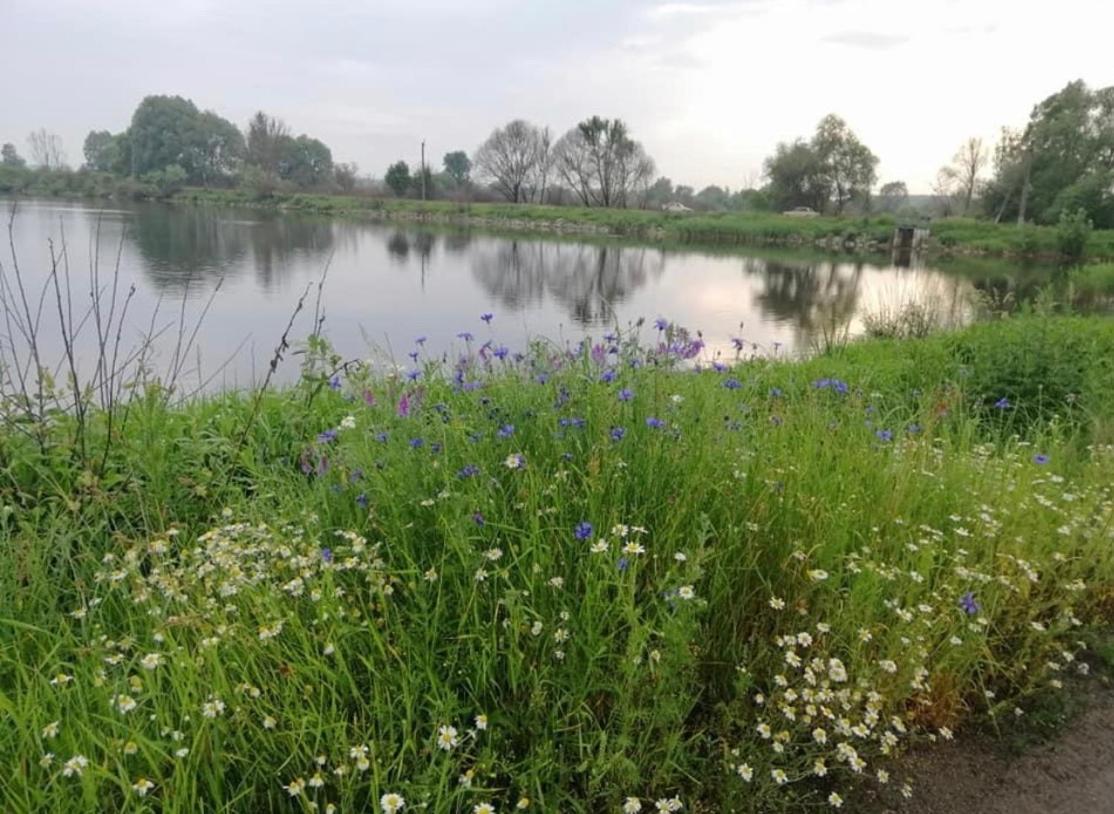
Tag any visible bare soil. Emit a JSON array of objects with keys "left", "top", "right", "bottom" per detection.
[{"left": 863, "top": 684, "right": 1114, "bottom": 814}]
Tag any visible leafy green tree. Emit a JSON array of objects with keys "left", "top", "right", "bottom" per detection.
[
  {"left": 695, "top": 185, "right": 730, "bottom": 211},
  {"left": 763, "top": 140, "right": 828, "bottom": 212},
  {"left": 811, "top": 114, "right": 878, "bottom": 214},
  {"left": 126, "top": 95, "right": 242, "bottom": 185},
  {"left": 83, "top": 131, "right": 118, "bottom": 172},
  {"left": 878, "top": 181, "right": 908, "bottom": 212},
  {"left": 334, "top": 162, "right": 359, "bottom": 193},
  {"left": 443, "top": 151, "right": 472, "bottom": 186},
  {"left": 1, "top": 143, "right": 25, "bottom": 168},
  {"left": 246, "top": 112, "right": 290, "bottom": 175},
  {"left": 385, "top": 161, "right": 411, "bottom": 197},
  {"left": 984, "top": 81, "right": 1114, "bottom": 227},
  {"left": 277, "top": 135, "right": 332, "bottom": 187}
]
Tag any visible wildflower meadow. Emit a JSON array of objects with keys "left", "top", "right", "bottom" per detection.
[{"left": 2, "top": 314, "right": 1113, "bottom": 812}]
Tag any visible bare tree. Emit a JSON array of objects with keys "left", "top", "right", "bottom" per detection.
[
  {"left": 952, "top": 137, "right": 987, "bottom": 215},
  {"left": 473, "top": 120, "right": 547, "bottom": 203},
  {"left": 551, "top": 116, "right": 656, "bottom": 208},
  {"left": 27, "top": 129, "right": 66, "bottom": 169},
  {"left": 932, "top": 167, "right": 960, "bottom": 217}
]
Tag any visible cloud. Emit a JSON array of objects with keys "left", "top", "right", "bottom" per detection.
[{"left": 822, "top": 30, "right": 909, "bottom": 49}]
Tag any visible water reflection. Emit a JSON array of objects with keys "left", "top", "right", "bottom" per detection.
[
  {"left": 754, "top": 259, "right": 863, "bottom": 344},
  {"left": 470, "top": 241, "right": 666, "bottom": 324}
]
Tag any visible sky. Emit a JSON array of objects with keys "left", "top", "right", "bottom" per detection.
[{"left": 4, "top": 0, "right": 1113, "bottom": 193}]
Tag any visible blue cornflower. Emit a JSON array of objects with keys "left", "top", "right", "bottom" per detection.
[
  {"left": 497, "top": 424, "right": 515, "bottom": 439},
  {"left": 408, "top": 350, "right": 419, "bottom": 362},
  {"left": 713, "top": 361, "right": 728, "bottom": 373},
  {"left": 321, "top": 547, "right": 333, "bottom": 563},
  {"left": 415, "top": 336, "right": 427, "bottom": 345},
  {"left": 618, "top": 388, "right": 634, "bottom": 402},
  {"left": 407, "top": 369, "right": 422, "bottom": 381},
  {"left": 906, "top": 423, "right": 922, "bottom": 434},
  {"left": 535, "top": 373, "right": 550, "bottom": 385},
  {"left": 328, "top": 375, "right": 342, "bottom": 391},
  {"left": 1033, "top": 453, "right": 1050, "bottom": 465},
  {"left": 646, "top": 416, "right": 665, "bottom": 429},
  {"left": 458, "top": 464, "right": 480, "bottom": 478},
  {"left": 481, "top": 312, "right": 494, "bottom": 324},
  {"left": 409, "top": 437, "right": 424, "bottom": 449},
  {"left": 472, "top": 512, "right": 485, "bottom": 526},
  {"left": 356, "top": 493, "right": 369, "bottom": 509},
  {"left": 617, "top": 557, "right": 629, "bottom": 572},
  {"left": 959, "top": 591, "right": 980, "bottom": 615},
  {"left": 600, "top": 369, "right": 617, "bottom": 383},
  {"left": 458, "top": 331, "right": 474, "bottom": 342},
  {"left": 769, "top": 387, "right": 783, "bottom": 398},
  {"left": 654, "top": 317, "right": 669, "bottom": 331},
  {"left": 723, "top": 378, "right": 742, "bottom": 390},
  {"left": 317, "top": 429, "right": 338, "bottom": 443},
  {"left": 610, "top": 426, "right": 626, "bottom": 442},
  {"left": 375, "top": 431, "right": 389, "bottom": 443},
  {"left": 574, "top": 521, "right": 594, "bottom": 540},
  {"left": 875, "top": 429, "right": 893, "bottom": 443},
  {"left": 813, "top": 378, "right": 849, "bottom": 395},
  {"left": 994, "top": 396, "right": 1011, "bottom": 410},
  {"left": 731, "top": 337, "right": 745, "bottom": 351},
  {"left": 493, "top": 345, "right": 510, "bottom": 360}
]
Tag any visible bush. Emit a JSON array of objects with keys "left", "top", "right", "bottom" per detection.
[{"left": 1057, "top": 207, "right": 1093, "bottom": 262}]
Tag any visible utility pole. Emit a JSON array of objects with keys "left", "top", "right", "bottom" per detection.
[{"left": 420, "top": 140, "right": 427, "bottom": 201}]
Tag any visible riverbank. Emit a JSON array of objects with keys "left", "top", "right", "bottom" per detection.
[
  {"left": 171, "top": 187, "right": 1114, "bottom": 260},
  {"left": 2, "top": 314, "right": 1113, "bottom": 812}
]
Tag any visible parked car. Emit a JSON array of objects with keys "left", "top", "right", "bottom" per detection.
[
  {"left": 782, "top": 207, "right": 820, "bottom": 217},
  {"left": 662, "top": 201, "right": 693, "bottom": 213}
]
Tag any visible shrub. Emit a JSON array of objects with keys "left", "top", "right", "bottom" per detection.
[{"left": 1057, "top": 207, "right": 1093, "bottom": 263}]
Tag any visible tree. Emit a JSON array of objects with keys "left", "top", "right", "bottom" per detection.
[
  {"left": 188, "top": 111, "right": 245, "bottom": 185},
  {"left": 983, "top": 81, "right": 1114, "bottom": 228},
  {"left": 551, "top": 116, "right": 655, "bottom": 208},
  {"left": 811, "top": 114, "right": 878, "bottom": 214},
  {"left": 443, "top": 151, "right": 472, "bottom": 186},
  {"left": 385, "top": 161, "right": 411, "bottom": 197},
  {"left": 951, "top": 137, "right": 986, "bottom": 215},
  {"left": 474, "top": 120, "right": 549, "bottom": 203},
  {"left": 1, "top": 143, "right": 25, "bottom": 168},
  {"left": 27, "top": 128, "right": 66, "bottom": 169},
  {"left": 695, "top": 185, "right": 730, "bottom": 211},
  {"left": 246, "top": 112, "right": 290, "bottom": 175},
  {"left": 763, "top": 140, "right": 828, "bottom": 212},
  {"left": 83, "top": 130, "right": 118, "bottom": 172},
  {"left": 277, "top": 135, "right": 332, "bottom": 187},
  {"left": 878, "top": 181, "right": 908, "bottom": 212},
  {"left": 126, "top": 95, "right": 243, "bottom": 185},
  {"left": 334, "top": 162, "right": 359, "bottom": 193},
  {"left": 643, "top": 176, "right": 674, "bottom": 210}
]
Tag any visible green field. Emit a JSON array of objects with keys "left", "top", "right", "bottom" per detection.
[{"left": 3, "top": 314, "right": 1114, "bottom": 812}]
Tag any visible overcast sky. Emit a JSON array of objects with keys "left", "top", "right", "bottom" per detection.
[{"left": 4, "top": 0, "right": 1113, "bottom": 193}]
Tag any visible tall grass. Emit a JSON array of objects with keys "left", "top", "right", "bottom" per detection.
[{"left": 1, "top": 307, "right": 1113, "bottom": 812}]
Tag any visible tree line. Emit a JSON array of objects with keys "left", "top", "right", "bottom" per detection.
[{"left": 3, "top": 80, "right": 1112, "bottom": 229}]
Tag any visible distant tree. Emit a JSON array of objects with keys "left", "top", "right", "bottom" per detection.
[
  {"left": 878, "top": 180, "right": 908, "bottom": 212},
  {"left": 126, "top": 95, "right": 243, "bottom": 184},
  {"left": 409, "top": 164, "right": 436, "bottom": 199},
  {"left": 763, "top": 140, "right": 828, "bottom": 212},
  {"left": 695, "top": 185, "right": 730, "bottom": 211},
  {"left": 951, "top": 137, "right": 987, "bottom": 215},
  {"left": 763, "top": 115, "right": 877, "bottom": 214},
  {"left": 932, "top": 167, "right": 960, "bottom": 217},
  {"left": 1, "top": 143, "right": 25, "bottom": 168},
  {"left": 643, "top": 176, "right": 674, "bottom": 209},
  {"left": 334, "top": 162, "right": 359, "bottom": 193},
  {"left": 246, "top": 112, "right": 290, "bottom": 175},
  {"left": 551, "top": 116, "right": 655, "bottom": 208},
  {"left": 385, "top": 161, "right": 411, "bottom": 197},
  {"left": 811, "top": 114, "right": 878, "bottom": 214},
  {"left": 277, "top": 135, "right": 332, "bottom": 187},
  {"left": 27, "top": 128, "right": 66, "bottom": 169},
  {"left": 474, "top": 119, "right": 548, "bottom": 203},
  {"left": 442, "top": 151, "right": 472, "bottom": 186},
  {"left": 83, "top": 130, "right": 118, "bottom": 172}
]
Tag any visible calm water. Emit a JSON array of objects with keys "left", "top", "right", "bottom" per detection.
[{"left": 1, "top": 198, "right": 1027, "bottom": 391}]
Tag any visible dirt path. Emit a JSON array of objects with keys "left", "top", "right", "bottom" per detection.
[{"left": 866, "top": 687, "right": 1114, "bottom": 814}]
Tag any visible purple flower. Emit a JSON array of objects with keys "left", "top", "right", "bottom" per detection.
[
  {"left": 356, "top": 493, "right": 369, "bottom": 509},
  {"left": 472, "top": 512, "right": 485, "bottom": 526},
  {"left": 458, "top": 464, "right": 480, "bottom": 478},
  {"left": 408, "top": 350, "right": 419, "bottom": 362},
  {"left": 1033, "top": 453, "right": 1050, "bottom": 465},
  {"left": 617, "top": 557, "right": 629, "bottom": 572},
  {"left": 363, "top": 389, "right": 376, "bottom": 406},
  {"left": 731, "top": 337, "right": 745, "bottom": 351},
  {"left": 374, "top": 431, "right": 389, "bottom": 443},
  {"left": 409, "top": 437, "right": 424, "bottom": 449},
  {"left": 493, "top": 345, "right": 510, "bottom": 360},
  {"left": 600, "top": 368, "right": 617, "bottom": 383},
  {"left": 316, "top": 428, "right": 338, "bottom": 443},
  {"left": 713, "top": 361, "right": 728, "bottom": 373},
  {"left": 959, "top": 591, "right": 980, "bottom": 615},
  {"left": 654, "top": 317, "right": 669, "bottom": 331},
  {"left": 481, "top": 312, "right": 494, "bottom": 324},
  {"left": 497, "top": 424, "right": 515, "bottom": 439},
  {"left": 415, "top": 336, "right": 426, "bottom": 345},
  {"left": 813, "top": 378, "right": 849, "bottom": 395},
  {"left": 458, "top": 332, "right": 474, "bottom": 342},
  {"left": 875, "top": 429, "right": 893, "bottom": 443},
  {"left": 769, "top": 387, "right": 783, "bottom": 398},
  {"left": 610, "top": 426, "right": 626, "bottom": 442},
  {"left": 321, "top": 547, "right": 333, "bottom": 563},
  {"left": 618, "top": 388, "right": 634, "bottom": 402},
  {"left": 574, "top": 521, "right": 594, "bottom": 540},
  {"left": 328, "top": 375, "right": 342, "bottom": 391},
  {"left": 646, "top": 416, "right": 665, "bottom": 429},
  {"left": 407, "top": 369, "right": 422, "bottom": 381},
  {"left": 994, "top": 396, "right": 1011, "bottom": 410},
  {"left": 397, "top": 393, "right": 412, "bottom": 418},
  {"left": 723, "top": 378, "right": 741, "bottom": 390}
]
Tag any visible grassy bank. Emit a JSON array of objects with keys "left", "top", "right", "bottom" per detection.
[
  {"left": 167, "top": 188, "right": 1114, "bottom": 261},
  {"left": 2, "top": 314, "right": 1114, "bottom": 812}
]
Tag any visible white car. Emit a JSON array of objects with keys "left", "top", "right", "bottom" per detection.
[{"left": 782, "top": 207, "right": 820, "bottom": 217}]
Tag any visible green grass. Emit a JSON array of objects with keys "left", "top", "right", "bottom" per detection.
[{"left": 2, "top": 317, "right": 1114, "bottom": 812}]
